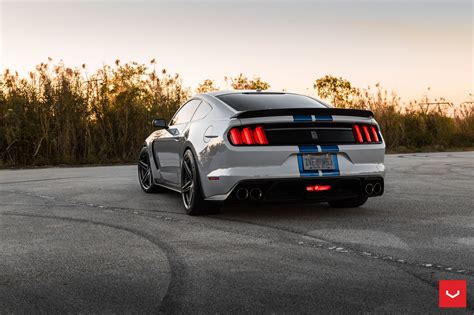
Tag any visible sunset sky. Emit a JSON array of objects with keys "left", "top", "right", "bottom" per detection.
[{"left": 0, "top": 0, "right": 472, "bottom": 104}]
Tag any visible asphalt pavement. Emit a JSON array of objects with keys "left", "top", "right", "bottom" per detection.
[{"left": 1, "top": 152, "right": 473, "bottom": 313}]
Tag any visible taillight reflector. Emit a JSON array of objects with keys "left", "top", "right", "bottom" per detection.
[
  {"left": 353, "top": 124, "right": 381, "bottom": 143},
  {"left": 370, "top": 126, "right": 380, "bottom": 142},
  {"left": 229, "top": 128, "right": 242, "bottom": 145},
  {"left": 241, "top": 127, "right": 255, "bottom": 145},
  {"left": 362, "top": 125, "right": 372, "bottom": 143},
  {"left": 353, "top": 125, "right": 363, "bottom": 143},
  {"left": 254, "top": 126, "right": 268, "bottom": 145},
  {"left": 229, "top": 126, "right": 268, "bottom": 146}
]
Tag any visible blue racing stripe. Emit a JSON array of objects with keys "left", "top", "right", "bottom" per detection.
[
  {"left": 320, "top": 145, "right": 339, "bottom": 153},
  {"left": 297, "top": 146, "right": 320, "bottom": 177},
  {"left": 297, "top": 155, "right": 320, "bottom": 176},
  {"left": 299, "top": 145, "right": 319, "bottom": 153},
  {"left": 301, "top": 172, "right": 320, "bottom": 177},
  {"left": 314, "top": 115, "right": 333, "bottom": 121},
  {"left": 333, "top": 153, "right": 340, "bottom": 175},
  {"left": 297, "top": 154, "right": 304, "bottom": 172},
  {"left": 293, "top": 115, "right": 312, "bottom": 122},
  {"left": 321, "top": 151, "right": 340, "bottom": 176},
  {"left": 320, "top": 171, "right": 339, "bottom": 176},
  {"left": 298, "top": 145, "right": 340, "bottom": 177}
]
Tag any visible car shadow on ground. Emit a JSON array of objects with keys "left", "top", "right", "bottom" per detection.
[{"left": 218, "top": 201, "right": 374, "bottom": 220}]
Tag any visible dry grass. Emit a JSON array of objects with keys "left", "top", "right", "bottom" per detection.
[
  {"left": 0, "top": 60, "right": 188, "bottom": 166},
  {"left": 1, "top": 61, "right": 473, "bottom": 167},
  {"left": 351, "top": 85, "right": 474, "bottom": 152}
]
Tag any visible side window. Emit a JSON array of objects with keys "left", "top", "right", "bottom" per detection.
[
  {"left": 170, "top": 100, "right": 201, "bottom": 125},
  {"left": 191, "top": 101, "right": 212, "bottom": 121}
]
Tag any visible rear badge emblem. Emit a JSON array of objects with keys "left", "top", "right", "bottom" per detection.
[{"left": 311, "top": 131, "right": 318, "bottom": 140}]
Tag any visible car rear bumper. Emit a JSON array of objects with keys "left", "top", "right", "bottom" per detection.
[
  {"left": 206, "top": 176, "right": 384, "bottom": 202},
  {"left": 200, "top": 144, "right": 385, "bottom": 200}
]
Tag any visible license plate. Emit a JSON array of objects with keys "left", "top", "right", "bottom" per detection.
[{"left": 302, "top": 154, "right": 334, "bottom": 171}]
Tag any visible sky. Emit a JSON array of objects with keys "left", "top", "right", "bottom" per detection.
[{"left": 0, "top": 0, "right": 472, "bottom": 104}]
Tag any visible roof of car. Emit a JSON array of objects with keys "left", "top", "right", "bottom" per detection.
[
  {"left": 201, "top": 90, "right": 332, "bottom": 108},
  {"left": 205, "top": 90, "right": 286, "bottom": 97}
]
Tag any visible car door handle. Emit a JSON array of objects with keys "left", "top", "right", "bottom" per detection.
[{"left": 204, "top": 135, "right": 218, "bottom": 138}]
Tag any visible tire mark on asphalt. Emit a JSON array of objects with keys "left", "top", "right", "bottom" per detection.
[
  {"left": 4, "top": 190, "right": 473, "bottom": 278},
  {"left": 210, "top": 216, "right": 474, "bottom": 309},
  {"left": 388, "top": 191, "right": 468, "bottom": 198},
  {"left": 396, "top": 154, "right": 467, "bottom": 159},
  {"left": 0, "top": 212, "right": 188, "bottom": 314},
  {"left": 391, "top": 155, "right": 473, "bottom": 178},
  {"left": 122, "top": 203, "right": 474, "bottom": 280},
  {"left": 0, "top": 177, "right": 86, "bottom": 185},
  {"left": 2, "top": 189, "right": 181, "bottom": 216},
  {"left": 0, "top": 203, "right": 79, "bottom": 207},
  {"left": 210, "top": 216, "right": 474, "bottom": 277},
  {"left": 447, "top": 165, "right": 474, "bottom": 178},
  {"left": 1, "top": 209, "right": 448, "bottom": 312}
]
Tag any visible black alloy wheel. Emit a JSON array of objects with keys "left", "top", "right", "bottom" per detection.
[
  {"left": 138, "top": 147, "right": 161, "bottom": 193},
  {"left": 181, "top": 149, "right": 221, "bottom": 215},
  {"left": 181, "top": 151, "right": 195, "bottom": 210}
]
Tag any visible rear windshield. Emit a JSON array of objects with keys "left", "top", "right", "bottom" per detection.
[{"left": 216, "top": 93, "right": 328, "bottom": 111}]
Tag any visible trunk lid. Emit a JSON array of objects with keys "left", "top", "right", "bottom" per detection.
[{"left": 232, "top": 108, "right": 379, "bottom": 146}]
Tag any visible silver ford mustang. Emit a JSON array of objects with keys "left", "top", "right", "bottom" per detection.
[{"left": 138, "top": 91, "right": 385, "bottom": 215}]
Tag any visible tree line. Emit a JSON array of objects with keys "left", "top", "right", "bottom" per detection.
[{"left": 0, "top": 59, "right": 473, "bottom": 167}]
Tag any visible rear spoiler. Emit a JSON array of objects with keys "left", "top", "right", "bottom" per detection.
[{"left": 232, "top": 108, "right": 374, "bottom": 119}]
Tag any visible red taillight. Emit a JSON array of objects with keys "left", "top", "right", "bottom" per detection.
[
  {"left": 353, "top": 125, "right": 363, "bottom": 143},
  {"left": 229, "top": 128, "right": 242, "bottom": 145},
  {"left": 306, "top": 185, "right": 331, "bottom": 192},
  {"left": 354, "top": 124, "right": 381, "bottom": 143},
  {"left": 229, "top": 126, "right": 268, "bottom": 146},
  {"left": 254, "top": 126, "right": 268, "bottom": 145},
  {"left": 371, "top": 126, "right": 380, "bottom": 142},
  {"left": 241, "top": 127, "right": 255, "bottom": 145},
  {"left": 362, "top": 125, "right": 372, "bottom": 143}
]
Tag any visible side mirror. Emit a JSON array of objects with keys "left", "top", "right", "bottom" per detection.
[{"left": 152, "top": 118, "right": 167, "bottom": 129}]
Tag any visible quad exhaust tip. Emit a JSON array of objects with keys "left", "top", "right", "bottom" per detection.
[
  {"left": 373, "top": 183, "right": 382, "bottom": 194},
  {"left": 250, "top": 188, "right": 263, "bottom": 200},
  {"left": 365, "top": 182, "right": 382, "bottom": 195},
  {"left": 236, "top": 188, "right": 263, "bottom": 200},
  {"left": 364, "top": 183, "right": 374, "bottom": 195},
  {"left": 236, "top": 188, "right": 249, "bottom": 200}
]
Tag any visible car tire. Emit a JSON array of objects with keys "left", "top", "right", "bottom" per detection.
[
  {"left": 138, "top": 147, "right": 163, "bottom": 193},
  {"left": 328, "top": 196, "right": 368, "bottom": 208},
  {"left": 181, "top": 149, "right": 221, "bottom": 215}
]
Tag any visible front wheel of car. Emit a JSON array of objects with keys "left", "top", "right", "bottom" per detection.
[
  {"left": 328, "top": 196, "right": 368, "bottom": 208},
  {"left": 138, "top": 147, "right": 162, "bottom": 193},
  {"left": 181, "top": 149, "right": 221, "bottom": 215}
]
